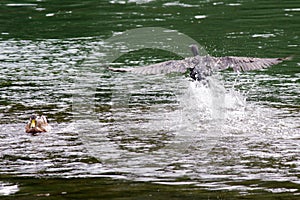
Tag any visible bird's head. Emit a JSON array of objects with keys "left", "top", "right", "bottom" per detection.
[
  {"left": 29, "top": 115, "right": 37, "bottom": 128},
  {"left": 190, "top": 44, "right": 199, "bottom": 56}
]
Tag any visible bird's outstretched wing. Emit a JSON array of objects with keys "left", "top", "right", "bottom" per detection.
[
  {"left": 108, "top": 55, "right": 290, "bottom": 74},
  {"left": 108, "top": 58, "right": 192, "bottom": 74},
  {"left": 210, "top": 56, "right": 291, "bottom": 72}
]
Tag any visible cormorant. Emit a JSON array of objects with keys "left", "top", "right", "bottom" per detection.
[{"left": 108, "top": 45, "right": 290, "bottom": 81}]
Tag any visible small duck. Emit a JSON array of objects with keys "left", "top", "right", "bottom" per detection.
[{"left": 25, "top": 114, "right": 51, "bottom": 134}]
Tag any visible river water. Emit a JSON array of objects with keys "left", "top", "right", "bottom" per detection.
[{"left": 0, "top": 0, "right": 299, "bottom": 199}]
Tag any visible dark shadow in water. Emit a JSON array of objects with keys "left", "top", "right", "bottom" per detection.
[{"left": 2, "top": 177, "right": 300, "bottom": 200}]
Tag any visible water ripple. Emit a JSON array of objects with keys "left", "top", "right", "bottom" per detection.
[{"left": 0, "top": 38, "right": 299, "bottom": 195}]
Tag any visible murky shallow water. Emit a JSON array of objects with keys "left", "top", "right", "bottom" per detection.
[{"left": 0, "top": 38, "right": 299, "bottom": 198}]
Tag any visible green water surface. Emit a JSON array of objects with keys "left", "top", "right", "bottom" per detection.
[{"left": 0, "top": 0, "right": 299, "bottom": 199}]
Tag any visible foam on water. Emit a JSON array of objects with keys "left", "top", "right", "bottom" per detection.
[{"left": 146, "top": 75, "right": 247, "bottom": 156}]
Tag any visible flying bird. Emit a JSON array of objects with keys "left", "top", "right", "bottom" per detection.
[{"left": 108, "top": 45, "right": 290, "bottom": 81}]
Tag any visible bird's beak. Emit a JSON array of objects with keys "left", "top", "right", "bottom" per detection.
[{"left": 30, "top": 119, "right": 36, "bottom": 128}]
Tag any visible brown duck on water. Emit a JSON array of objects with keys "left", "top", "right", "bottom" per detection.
[
  {"left": 25, "top": 115, "right": 51, "bottom": 134},
  {"left": 108, "top": 44, "right": 291, "bottom": 81}
]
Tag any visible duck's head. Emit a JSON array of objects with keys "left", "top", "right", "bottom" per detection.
[{"left": 29, "top": 115, "right": 37, "bottom": 128}]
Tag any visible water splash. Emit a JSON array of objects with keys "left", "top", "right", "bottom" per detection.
[{"left": 162, "top": 75, "right": 247, "bottom": 156}]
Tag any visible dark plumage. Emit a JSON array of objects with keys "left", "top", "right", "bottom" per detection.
[{"left": 108, "top": 45, "right": 291, "bottom": 81}]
